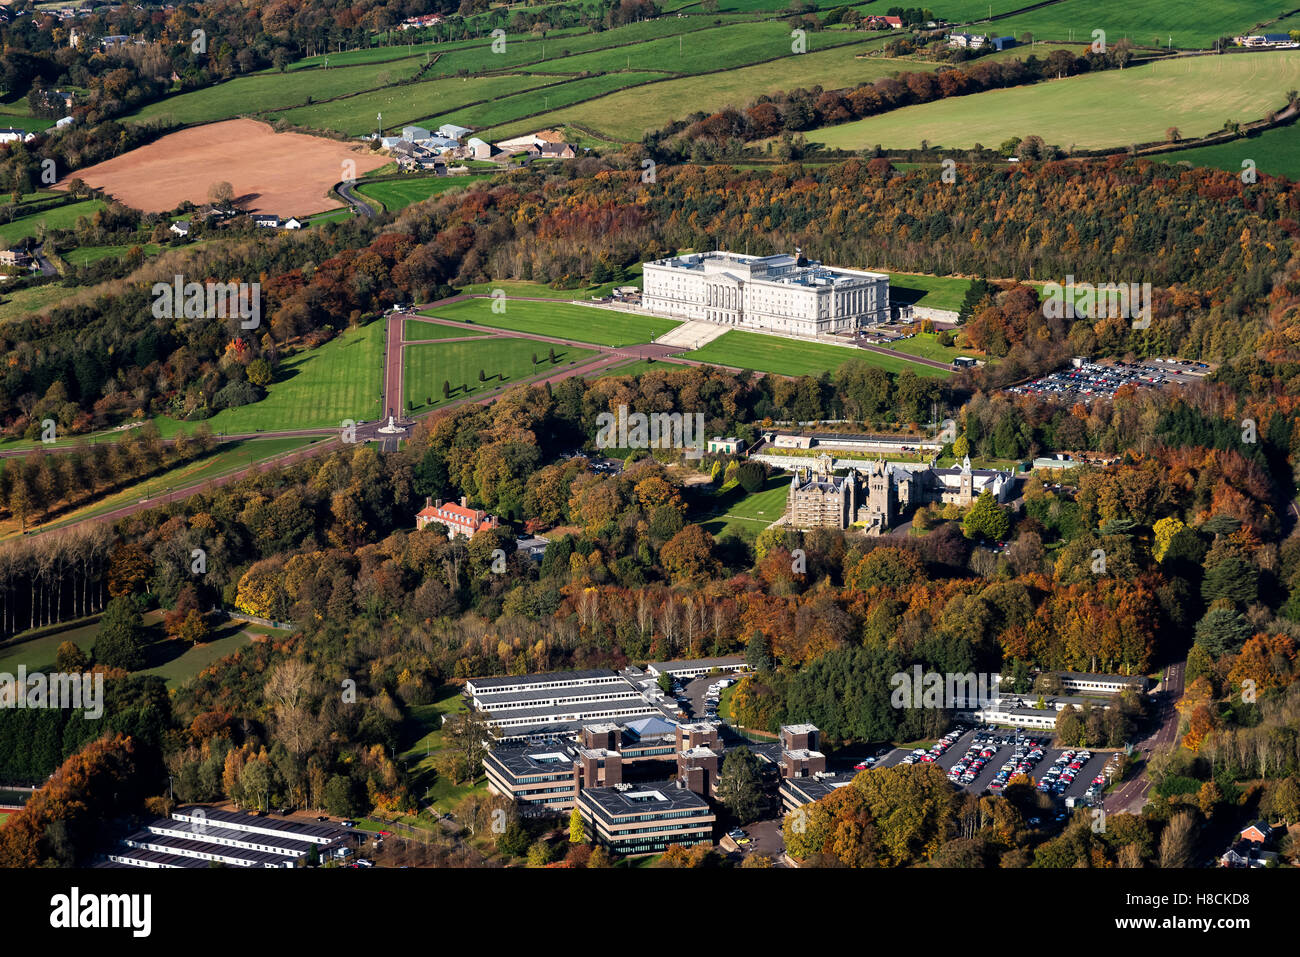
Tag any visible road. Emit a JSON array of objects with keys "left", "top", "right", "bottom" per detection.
[
  {"left": 1105, "top": 660, "right": 1186, "bottom": 815},
  {"left": 336, "top": 180, "right": 378, "bottom": 219},
  {"left": 32, "top": 243, "right": 58, "bottom": 277}
]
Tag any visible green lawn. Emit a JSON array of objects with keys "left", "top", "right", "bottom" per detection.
[
  {"left": 403, "top": 317, "right": 494, "bottom": 341},
  {"left": 1151, "top": 123, "right": 1300, "bottom": 182},
  {"left": 306, "top": 208, "right": 356, "bottom": 227},
  {"left": 139, "top": 620, "right": 256, "bottom": 688},
  {"left": 399, "top": 686, "right": 490, "bottom": 813},
  {"left": 886, "top": 332, "right": 970, "bottom": 363},
  {"left": 403, "top": 336, "right": 598, "bottom": 413},
  {"left": 0, "top": 613, "right": 266, "bottom": 690},
  {"left": 0, "top": 199, "right": 106, "bottom": 246},
  {"left": 157, "top": 321, "right": 386, "bottom": 435},
  {"left": 454, "top": 277, "right": 640, "bottom": 299},
  {"left": 679, "top": 329, "right": 953, "bottom": 378},
  {"left": 0, "top": 115, "right": 55, "bottom": 133},
  {"left": 887, "top": 272, "right": 973, "bottom": 312},
  {"left": 419, "top": 298, "right": 679, "bottom": 347},
  {"left": 62, "top": 243, "right": 161, "bottom": 265},
  {"left": 810, "top": 52, "right": 1300, "bottom": 152},
  {"left": 357, "top": 174, "right": 494, "bottom": 212},
  {"left": 698, "top": 475, "right": 790, "bottom": 539}
]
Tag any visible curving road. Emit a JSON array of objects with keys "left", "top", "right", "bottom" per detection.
[{"left": 336, "top": 180, "right": 378, "bottom": 219}]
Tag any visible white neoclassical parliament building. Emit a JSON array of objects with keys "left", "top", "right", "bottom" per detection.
[{"left": 640, "top": 249, "right": 890, "bottom": 337}]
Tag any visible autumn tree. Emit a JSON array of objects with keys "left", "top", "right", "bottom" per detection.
[{"left": 660, "top": 525, "right": 720, "bottom": 583}]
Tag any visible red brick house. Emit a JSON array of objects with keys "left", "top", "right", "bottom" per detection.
[
  {"left": 1239, "top": 820, "right": 1274, "bottom": 843},
  {"left": 416, "top": 496, "right": 499, "bottom": 539}
]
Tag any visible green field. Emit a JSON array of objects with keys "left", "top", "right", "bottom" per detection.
[
  {"left": 1151, "top": 123, "right": 1300, "bottom": 181},
  {"left": 0, "top": 281, "right": 70, "bottom": 323},
  {"left": 699, "top": 474, "right": 790, "bottom": 539},
  {"left": 128, "top": 58, "right": 429, "bottom": 124},
  {"left": 306, "top": 207, "right": 356, "bottom": 227},
  {"left": 0, "top": 613, "right": 268, "bottom": 690},
  {"left": 485, "top": 39, "right": 907, "bottom": 141},
  {"left": 421, "top": 70, "right": 666, "bottom": 132},
  {"left": 679, "top": 329, "right": 953, "bottom": 378},
  {"left": 62, "top": 242, "right": 161, "bottom": 265},
  {"left": 276, "top": 73, "right": 558, "bottom": 136},
  {"left": 419, "top": 298, "right": 679, "bottom": 347},
  {"left": 157, "top": 321, "right": 386, "bottom": 435},
  {"left": 988, "top": 0, "right": 1294, "bottom": 49},
  {"left": 403, "top": 317, "right": 494, "bottom": 340},
  {"left": 22, "top": 437, "right": 323, "bottom": 537},
  {"left": 454, "top": 277, "right": 640, "bottom": 299},
  {"left": 810, "top": 52, "right": 1300, "bottom": 152},
  {"left": 887, "top": 272, "right": 973, "bottom": 311},
  {"left": 540, "top": 20, "right": 867, "bottom": 76},
  {"left": 0, "top": 199, "right": 106, "bottom": 246},
  {"left": 403, "top": 336, "right": 598, "bottom": 413},
  {"left": 357, "top": 174, "right": 494, "bottom": 212},
  {"left": 399, "top": 686, "right": 486, "bottom": 813}
]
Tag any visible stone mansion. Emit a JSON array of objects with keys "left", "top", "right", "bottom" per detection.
[
  {"left": 640, "top": 250, "right": 890, "bottom": 337},
  {"left": 787, "top": 454, "right": 1016, "bottom": 533}
]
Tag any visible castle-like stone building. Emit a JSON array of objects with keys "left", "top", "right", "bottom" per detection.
[{"left": 786, "top": 454, "right": 1015, "bottom": 533}]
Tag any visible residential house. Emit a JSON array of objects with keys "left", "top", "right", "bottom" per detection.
[
  {"left": 1240, "top": 820, "right": 1274, "bottom": 844},
  {"left": 252, "top": 214, "right": 281, "bottom": 228},
  {"left": 0, "top": 246, "right": 33, "bottom": 269},
  {"left": 416, "top": 496, "right": 500, "bottom": 539},
  {"left": 1220, "top": 839, "right": 1278, "bottom": 868},
  {"left": 537, "top": 142, "right": 576, "bottom": 159},
  {"left": 0, "top": 127, "right": 35, "bottom": 144},
  {"left": 400, "top": 14, "right": 444, "bottom": 30},
  {"left": 169, "top": 220, "right": 190, "bottom": 237}
]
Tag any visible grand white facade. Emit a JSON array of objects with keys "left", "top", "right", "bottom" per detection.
[{"left": 641, "top": 251, "right": 890, "bottom": 336}]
